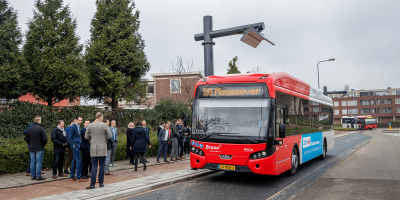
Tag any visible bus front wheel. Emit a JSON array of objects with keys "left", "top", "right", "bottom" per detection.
[{"left": 288, "top": 147, "right": 299, "bottom": 176}]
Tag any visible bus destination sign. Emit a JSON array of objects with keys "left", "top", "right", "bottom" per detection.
[{"left": 198, "top": 85, "right": 263, "bottom": 98}]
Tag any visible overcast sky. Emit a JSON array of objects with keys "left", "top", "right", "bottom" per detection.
[{"left": 10, "top": 0, "right": 400, "bottom": 91}]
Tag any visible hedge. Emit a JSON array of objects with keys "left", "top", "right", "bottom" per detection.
[{"left": 0, "top": 99, "right": 190, "bottom": 174}]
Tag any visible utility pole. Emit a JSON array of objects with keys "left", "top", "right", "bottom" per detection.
[{"left": 195, "top": 16, "right": 275, "bottom": 77}]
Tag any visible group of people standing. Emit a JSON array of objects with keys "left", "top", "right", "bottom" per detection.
[
  {"left": 24, "top": 113, "right": 132, "bottom": 189},
  {"left": 23, "top": 114, "right": 190, "bottom": 188},
  {"left": 156, "top": 119, "right": 191, "bottom": 163}
]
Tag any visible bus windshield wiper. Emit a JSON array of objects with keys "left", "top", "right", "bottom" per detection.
[{"left": 198, "top": 132, "right": 239, "bottom": 141}]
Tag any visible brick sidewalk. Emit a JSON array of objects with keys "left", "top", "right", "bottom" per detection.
[
  {"left": 0, "top": 155, "right": 189, "bottom": 190},
  {"left": 0, "top": 156, "right": 191, "bottom": 200}
]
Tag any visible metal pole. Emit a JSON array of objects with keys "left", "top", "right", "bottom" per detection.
[
  {"left": 202, "top": 16, "right": 214, "bottom": 77},
  {"left": 317, "top": 62, "right": 320, "bottom": 89}
]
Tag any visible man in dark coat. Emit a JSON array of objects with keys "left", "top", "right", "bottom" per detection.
[
  {"left": 170, "top": 119, "right": 180, "bottom": 161},
  {"left": 25, "top": 117, "right": 47, "bottom": 181},
  {"left": 24, "top": 115, "right": 41, "bottom": 177},
  {"left": 126, "top": 122, "right": 135, "bottom": 165},
  {"left": 81, "top": 119, "right": 91, "bottom": 179},
  {"left": 51, "top": 120, "right": 68, "bottom": 179},
  {"left": 130, "top": 122, "right": 151, "bottom": 171}
]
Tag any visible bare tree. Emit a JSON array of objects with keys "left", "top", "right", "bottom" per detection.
[
  {"left": 161, "top": 56, "right": 204, "bottom": 108},
  {"left": 247, "top": 66, "right": 268, "bottom": 73}
]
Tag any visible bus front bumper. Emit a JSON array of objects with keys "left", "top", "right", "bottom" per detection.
[{"left": 190, "top": 152, "right": 278, "bottom": 175}]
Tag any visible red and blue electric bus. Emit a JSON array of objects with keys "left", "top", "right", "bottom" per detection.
[
  {"left": 190, "top": 72, "right": 334, "bottom": 176},
  {"left": 357, "top": 116, "right": 377, "bottom": 130}
]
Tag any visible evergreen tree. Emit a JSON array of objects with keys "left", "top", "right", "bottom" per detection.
[
  {"left": 0, "top": 0, "right": 29, "bottom": 98},
  {"left": 85, "top": 0, "right": 150, "bottom": 110},
  {"left": 23, "top": 0, "right": 88, "bottom": 106},
  {"left": 227, "top": 56, "right": 241, "bottom": 74}
]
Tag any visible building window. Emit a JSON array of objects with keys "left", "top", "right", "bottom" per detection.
[
  {"left": 322, "top": 107, "right": 329, "bottom": 112},
  {"left": 334, "top": 109, "right": 339, "bottom": 115},
  {"left": 310, "top": 101, "right": 319, "bottom": 105},
  {"left": 376, "top": 91, "right": 389, "bottom": 96},
  {"left": 348, "top": 109, "right": 358, "bottom": 114},
  {"left": 395, "top": 98, "right": 400, "bottom": 104},
  {"left": 342, "top": 101, "right": 347, "bottom": 106},
  {"left": 377, "top": 108, "right": 381, "bottom": 113},
  {"left": 396, "top": 91, "right": 400, "bottom": 95},
  {"left": 170, "top": 79, "right": 181, "bottom": 93},
  {"left": 347, "top": 100, "right": 357, "bottom": 106},
  {"left": 304, "top": 107, "right": 309, "bottom": 112},
  {"left": 360, "top": 92, "right": 373, "bottom": 97},
  {"left": 313, "top": 107, "right": 320, "bottom": 112},
  {"left": 377, "top": 99, "right": 381, "bottom": 105},
  {"left": 342, "top": 109, "right": 347, "bottom": 115},
  {"left": 361, "top": 108, "right": 370, "bottom": 114},
  {"left": 371, "top": 108, "right": 376, "bottom": 113},
  {"left": 397, "top": 107, "right": 400, "bottom": 113},
  {"left": 382, "top": 99, "right": 391, "bottom": 105},
  {"left": 371, "top": 99, "right": 376, "bottom": 105},
  {"left": 329, "top": 94, "right": 334, "bottom": 98},
  {"left": 334, "top": 101, "right": 339, "bottom": 107},
  {"left": 382, "top": 107, "right": 392, "bottom": 113},
  {"left": 147, "top": 85, "right": 154, "bottom": 94},
  {"left": 360, "top": 100, "right": 370, "bottom": 105}
]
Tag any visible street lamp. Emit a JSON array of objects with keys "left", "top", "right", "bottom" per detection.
[
  {"left": 317, "top": 58, "right": 335, "bottom": 89},
  {"left": 194, "top": 16, "right": 275, "bottom": 77}
]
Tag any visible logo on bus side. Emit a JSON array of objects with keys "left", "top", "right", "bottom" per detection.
[
  {"left": 244, "top": 148, "right": 253, "bottom": 152},
  {"left": 302, "top": 136, "right": 319, "bottom": 148},
  {"left": 205, "top": 145, "right": 220, "bottom": 150}
]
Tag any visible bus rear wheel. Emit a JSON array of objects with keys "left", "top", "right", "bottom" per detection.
[
  {"left": 288, "top": 147, "right": 298, "bottom": 176},
  {"left": 319, "top": 140, "right": 326, "bottom": 160}
]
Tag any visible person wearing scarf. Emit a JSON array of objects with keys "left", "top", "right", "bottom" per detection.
[{"left": 51, "top": 120, "right": 68, "bottom": 179}]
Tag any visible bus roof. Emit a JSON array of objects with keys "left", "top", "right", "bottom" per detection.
[{"left": 198, "top": 72, "right": 332, "bottom": 106}]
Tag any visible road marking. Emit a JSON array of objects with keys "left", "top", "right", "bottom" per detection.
[
  {"left": 266, "top": 138, "right": 365, "bottom": 200},
  {"left": 383, "top": 133, "right": 400, "bottom": 138}
]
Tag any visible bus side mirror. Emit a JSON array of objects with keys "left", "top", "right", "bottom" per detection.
[{"left": 279, "top": 124, "right": 286, "bottom": 138}]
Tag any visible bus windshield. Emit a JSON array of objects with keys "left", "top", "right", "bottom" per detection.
[
  {"left": 365, "top": 118, "right": 376, "bottom": 124},
  {"left": 192, "top": 98, "right": 270, "bottom": 138}
]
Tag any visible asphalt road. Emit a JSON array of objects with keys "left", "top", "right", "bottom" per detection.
[
  {"left": 124, "top": 133, "right": 370, "bottom": 200},
  {"left": 294, "top": 128, "right": 400, "bottom": 200}
]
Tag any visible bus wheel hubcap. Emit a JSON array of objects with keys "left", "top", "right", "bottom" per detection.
[{"left": 292, "top": 154, "right": 298, "bottom": 169}]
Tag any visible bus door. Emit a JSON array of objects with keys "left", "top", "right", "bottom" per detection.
[{"left": 276, "top": 105, "right": 290, "bottom": 172}]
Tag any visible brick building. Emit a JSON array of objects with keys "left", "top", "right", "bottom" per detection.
[
  {"left": 329, "top": 88, "right": 400, "bottom": 124},
  {"left": 1, "top": 93, "right": 80, "bottom": 107},
  {"left": 2, "top": 72, "right": 202, "bottom": 109},
  {"left": 151, "top": 72, "right": 203, "bottom": 107}
]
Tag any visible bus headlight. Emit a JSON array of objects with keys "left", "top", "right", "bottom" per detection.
[
  {"left": 250, "top": 151, "right": 267, "bottom": 160},
  {"left": 191, "top": 147, "right": 205, "bottom": 156}
]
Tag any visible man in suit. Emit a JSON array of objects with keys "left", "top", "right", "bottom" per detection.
[
  {"left": 109, "top": 120, "right": 118, "bottom": 167},
  {"left": 140, "top": 120, "right": 150, "bottom": 163},
  {"left": 51, "top": 120, "right": 68, "bottom": 179},
  {"left": 24, "top": 115, "right": 41, "bottom": 177},
  {"left": 85, "top": 112, "right": 112, "bottom": 189},
  {"left": 25, "top": 117, "right": 47, "bottom": 181},
  {"left": 63, "top": 118, "right": 75, "bottom": 174},
  {"left": 157, "top": 123, "right": 170, "bottom": 163},
  {"left": 81, "top": 119, "right": 91, "bottom": 179},
  {"left": 67, "top": 116, "right": 87, "bottom": 182}
]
